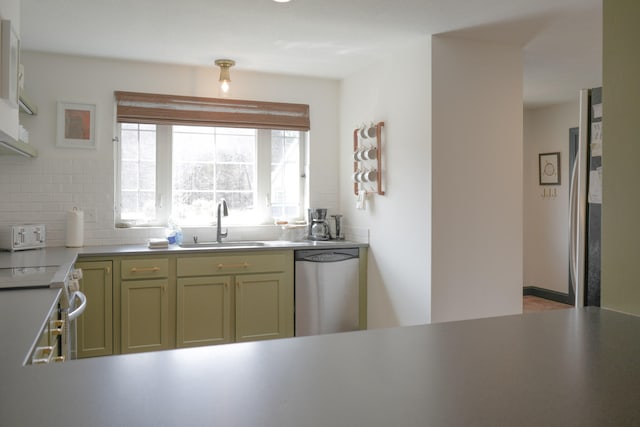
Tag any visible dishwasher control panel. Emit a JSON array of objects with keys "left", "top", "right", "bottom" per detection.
[{"left": 294, "top": 248, "right": 359, "bottom": 262}]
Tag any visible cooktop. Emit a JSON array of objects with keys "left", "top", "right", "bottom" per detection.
[{"left": 0, "top": 266, "right": 60, "bottom": 290}]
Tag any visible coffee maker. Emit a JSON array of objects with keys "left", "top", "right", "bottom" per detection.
[{"left": 307, "top": 208, "right": 330, "bottom": 241}]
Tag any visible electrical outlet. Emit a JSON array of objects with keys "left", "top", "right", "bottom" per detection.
[{"left": 85, "top": 208, "right": 97, "bottom": 223}]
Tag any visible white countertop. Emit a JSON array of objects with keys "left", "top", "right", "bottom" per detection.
[{"left": 0, "top": 308, "right": 639, "bottom": 426}]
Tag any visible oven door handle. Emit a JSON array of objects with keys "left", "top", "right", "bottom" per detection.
[{"left": 68, "top": 291, "right": 87, "bottom": 321}]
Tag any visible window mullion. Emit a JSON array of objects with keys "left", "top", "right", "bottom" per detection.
[
  {"left": 156, "top": 125, "right": 172, "bottom": 225},
  {"left": 256, "top": 129, "right": 271, "bottom": 223},
  {"left": 299, "top": 130, "right": 308, "bottom": 220},
  {"left": 114, "top": 123, "right": 123, "bottom": 222}
]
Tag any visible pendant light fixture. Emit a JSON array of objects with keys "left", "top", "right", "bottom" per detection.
[{"left": 214, "top": 59, "right": 235, "bottom": 97}]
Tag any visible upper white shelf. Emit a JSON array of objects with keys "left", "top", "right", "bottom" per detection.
[{"left": 0, "top": 90, "right": 39, "bottom": 157}]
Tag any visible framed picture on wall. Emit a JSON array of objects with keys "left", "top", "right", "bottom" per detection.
[
  {"left": 1, "top": 19, "right": 20, "bottom": 108},
  {"left": 56, "top": 102, "right": 97, "bottom": 149},
  {"left": 539, "top": 152, "right": 560, "bottom": 185}
]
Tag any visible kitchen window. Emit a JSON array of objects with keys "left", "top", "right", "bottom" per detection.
[{"left": 114, "top": 91, "right": 309, "bottom": 227}]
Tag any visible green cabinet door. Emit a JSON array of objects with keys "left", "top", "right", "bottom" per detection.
[
  {"left": 121, "top": 279, "right": 170, "bottom": 354},
  {"left": 177, "top": 276, "right": 232, "bottom": 348},
  {"left": 235, "top": 272, "right": 293, "bottom": 342},
  {"left": 75, "top": 260, "right": 113, "bottom": 358}
]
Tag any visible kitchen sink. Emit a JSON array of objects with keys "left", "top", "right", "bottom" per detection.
[
  {"left": 264, "top": 240, "right": 312, "bottom": 246},
  {"left": 180, "top": 241, "right": 267, "bottom": 248}
]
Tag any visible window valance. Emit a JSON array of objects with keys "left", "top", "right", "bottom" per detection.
[{"left": 114, "top": 91, "right": 310, "bottom": 131}]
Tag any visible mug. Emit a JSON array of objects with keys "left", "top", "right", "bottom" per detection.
[
  {"left": 365, "top": 125, "right": 377, "bottom": 138},
  {"left": 359, "top": 125, "right": 368, "bottom": 139},
  {"left": 359, "top": 123, "right": 376, "bottom": 139},
  {"left": 362, "top": 170, "right": 377, "bottom": 182},
  {"left": 362, "top": 147, "right": 377, "bottom": 160}
]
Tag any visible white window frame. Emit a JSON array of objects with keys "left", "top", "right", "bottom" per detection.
[{"left": 115, "top": 124, "right": 306, "bottom": 227}]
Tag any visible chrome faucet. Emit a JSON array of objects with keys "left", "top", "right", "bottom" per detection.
[{"left": 216, "top": 199, "right": 229, "bottom": 243}]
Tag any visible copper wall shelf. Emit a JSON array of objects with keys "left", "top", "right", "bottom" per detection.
[{"left": 353, "top": 121, "right": 385, "bottom": 196}]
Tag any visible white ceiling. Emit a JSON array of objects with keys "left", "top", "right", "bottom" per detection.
[{"left": 20, "top": 0, "right": 602, "bottom": 107}]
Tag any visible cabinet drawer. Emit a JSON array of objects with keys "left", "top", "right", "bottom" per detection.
[
  {"left": 121, "top": 258, "right": 169, "bottom": 279},
  {"left": 177, "top": 252, "right": 289, "bottom": 277}
]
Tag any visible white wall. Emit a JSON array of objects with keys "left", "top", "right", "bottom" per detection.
[
  {"left": 339, "top": 34, "right": 525, "bottom": 327},
  {"left": 430, "top": 35, "right": 523, "bottom": 323},
  {"left": 523, "top": 101, "right": 578, "bottom": 294},
  {"left": 339, "top": 37, "right": 432, "bottom": 328},
  {"left": 0, "top": 51, "right": 339, "bottom": 246}
]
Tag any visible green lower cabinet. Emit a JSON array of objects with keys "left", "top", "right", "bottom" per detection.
[
  {"left": 80, "top": 251, "right": 297, "bottom": 357},
  {"left": 176, "top": 251, "right": 294, "bottom": 345},
  {"left": 235, "top": 272, "right": 293, "bottom": 342},
  {"left": 75, "top": 260, "right": 113, "bottom": 358},
  {"left": 121, "top": 279, "right": 170, "bottom": 354},
  {"left": 176, "top": 276, "right": 232, "bottom": 348}
]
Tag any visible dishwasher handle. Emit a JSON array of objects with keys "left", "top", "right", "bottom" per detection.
[{"left": 295, "top": 248, "right": 359, "bottom": 263}]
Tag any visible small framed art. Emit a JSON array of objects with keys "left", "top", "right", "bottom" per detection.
[
  {"left": 539, "top": 152, "right": 560, "bottom": 185},
  {"left": 56, "top": 102, "right": 96, "bottom": 149}
]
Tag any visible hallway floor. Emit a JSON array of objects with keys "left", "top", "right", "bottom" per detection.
[{"left": 523, "top": 296, "right": 573, "bottom": 313}]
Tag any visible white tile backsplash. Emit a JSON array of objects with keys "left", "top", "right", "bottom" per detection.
[
  {"left": 1, "top": 154, "right": 306, "bottom": 247},
  {"left": 1, "top": 151, "right": 350, "bottom": 247},
  {"left": 0, "top": 154, "right": 119, "bottom": 247}
]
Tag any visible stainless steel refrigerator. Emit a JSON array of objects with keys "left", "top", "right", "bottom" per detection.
[{"left": 570, "top": 87, "right": 602, "bottom": 307}]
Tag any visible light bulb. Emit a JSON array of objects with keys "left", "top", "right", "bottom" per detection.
[
  {"left": 215, "top": 59, "right": 235, "bottom": 97},
  {"left": 220, "top": 80, "right": 230, "bottom": 95}
]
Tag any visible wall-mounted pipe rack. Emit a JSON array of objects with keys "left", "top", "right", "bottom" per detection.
[{"left": 353, "top": 121, "right": 385, "bottom": 196}]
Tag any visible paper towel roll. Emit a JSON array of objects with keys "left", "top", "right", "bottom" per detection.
[{"left": 66, "top": 207, "right": 84, "bottom": 247}]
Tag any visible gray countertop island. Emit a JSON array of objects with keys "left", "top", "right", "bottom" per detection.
[{"left": 1, "top": 307, "right": 639, "bottom": 426}]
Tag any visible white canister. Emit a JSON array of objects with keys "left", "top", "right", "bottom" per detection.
[{"left": 66, "top": 207, "right": 84, "bottom": 247}]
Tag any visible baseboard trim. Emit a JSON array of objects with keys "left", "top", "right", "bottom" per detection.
[{"left": 523, "top": 286, "right": 573, "bottom": 306}]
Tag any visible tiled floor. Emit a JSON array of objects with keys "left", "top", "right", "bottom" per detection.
[{"left": 523, "top": 295, "right": 573, "bottom": 313}]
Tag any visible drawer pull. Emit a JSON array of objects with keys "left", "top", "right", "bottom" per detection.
[
  {"left": 130, "top": 266, "right": 161, "bottom": 273},
  {"left": 217, "top": 262, "right": 249, "bottom": 270}
]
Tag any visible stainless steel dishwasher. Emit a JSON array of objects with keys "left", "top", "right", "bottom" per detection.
[{"left": 294, "top": 248, "right": 359, "bottom": 336}]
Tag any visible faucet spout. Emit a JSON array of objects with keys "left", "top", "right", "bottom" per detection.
[{"left": 216, "top": 199, "right": 229, "bottom": 243}]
